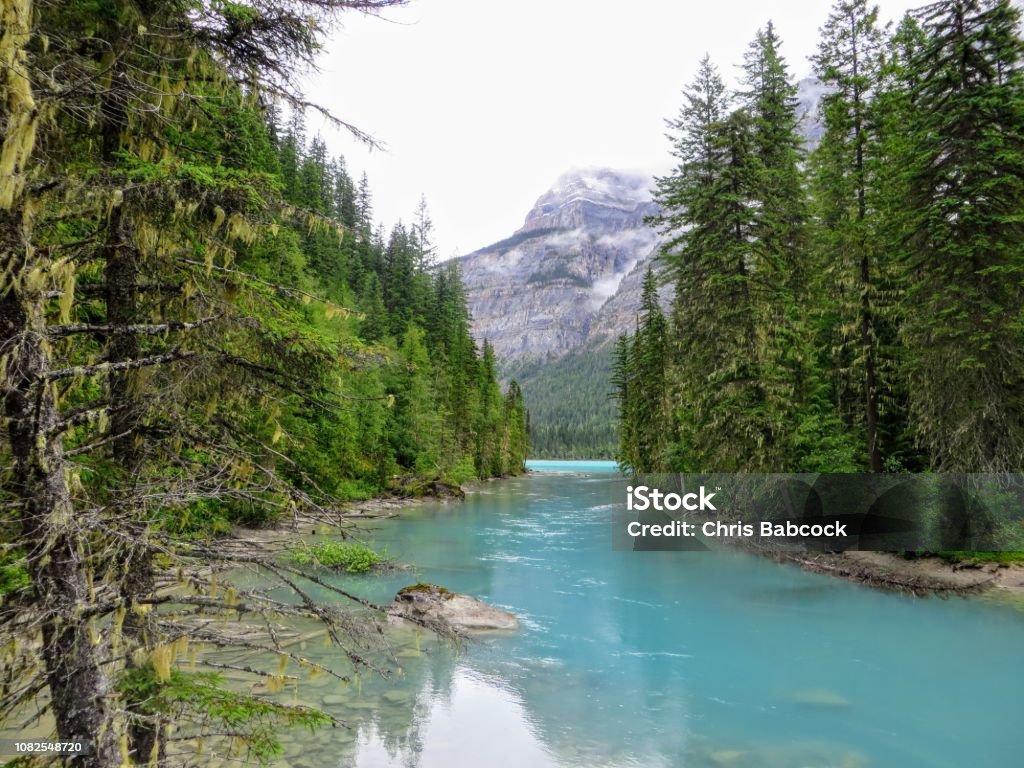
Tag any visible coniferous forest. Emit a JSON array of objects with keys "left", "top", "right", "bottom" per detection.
[
  {"left": 614, "top": 0, "right": 1024, "bottom": 477},
  {"left": 0, "top": 0, "right": 525, "bottom": 763},
  {"left": 3, "top": 0, "right": 1024, "bottom": 765}
]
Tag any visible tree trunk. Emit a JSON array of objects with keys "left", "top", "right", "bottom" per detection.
[
  {"left": 100, "top": 53, "right": 162, "bottom": 764},
  {"left": 0, "top": 214, "right": 121, "bottom": 768},
  {"left": 2, "top": 3, "right": 118, "bottom": 762}
]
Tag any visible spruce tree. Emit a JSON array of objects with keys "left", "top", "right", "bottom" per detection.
[
  {"left": 652, "top": 57, "right": 765, "bottom": 471},
  {"left": 741, "top": 23, "right": 819, "bottom": 470},
  {"left": 631, "top": 269, "right": 672, "bottom": 472},
  {"left": 811, "top": 0, "right": 890, "bottom": 470},
  {"left": 901, "top": 0, "right": 1024, "bottom": 470},
  {"left": 611, "top": 334, "right": 639, "bottom": 472}
]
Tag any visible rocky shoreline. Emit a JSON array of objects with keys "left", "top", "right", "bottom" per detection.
[{"left": 743, "top": 543, "right": 1024, "bottom": 598}]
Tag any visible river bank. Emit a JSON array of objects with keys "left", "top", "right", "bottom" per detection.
[{"left": 754, "top": 547, "right": 1024, "bottom": 598}]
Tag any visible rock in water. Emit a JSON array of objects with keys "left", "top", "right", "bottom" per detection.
[
  {"left": 388, "top": 583, "right": 519, "bottom": 631},
  {"left": 784, "top": 688, "right": 850, "bottom": 707}
]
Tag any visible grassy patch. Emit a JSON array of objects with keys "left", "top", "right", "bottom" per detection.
[{"left": 290, "top": 541, "right": 383, "bottom": 573}]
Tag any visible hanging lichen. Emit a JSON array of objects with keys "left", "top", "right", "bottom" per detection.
[
  {"left": 0, "top": 0, "right": 39, "bottom": 209},
  {"left": 150, "top": 643, "right": 173, "bottom": 681},
  {"left": 58, "top": 264, "right": 75, "bottom": 322}
]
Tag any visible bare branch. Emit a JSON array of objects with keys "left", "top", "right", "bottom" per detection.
[{"left": 48, "top": 316, "right": 221, "bottom": 338}]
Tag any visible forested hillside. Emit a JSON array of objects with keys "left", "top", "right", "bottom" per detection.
[
  {"left": 506, "top": 348, "right": 618, "bottom": 458},
  {"left": 614, "top": 0, "right": 1024, "bottom": 481},
  {"left": 0, "top": 0, "right": 525, "bottom": 763}
]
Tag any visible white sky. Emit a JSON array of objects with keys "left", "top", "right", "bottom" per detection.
[{"left": 304, "top": 0, "right": 924, "bottom": 258}]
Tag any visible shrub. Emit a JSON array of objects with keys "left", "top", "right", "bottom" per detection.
[
  {"left": 290, "top": 541, "right": 383, "bottom": 573},
  {"left": 445, "top": 455, "right": 478, "bottom": 485}
]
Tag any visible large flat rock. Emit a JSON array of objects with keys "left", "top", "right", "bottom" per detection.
[{"left": 388, "top": 583, "right": 519, "bottom": 632}]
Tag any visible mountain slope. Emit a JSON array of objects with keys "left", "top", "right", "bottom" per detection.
[{"left": 457, "top": 169, "right": 660, "bottom": 362}]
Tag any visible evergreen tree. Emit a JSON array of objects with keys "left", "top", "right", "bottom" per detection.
[
  {"left": 811, "top": 0, "right": 891, "bottom": 470},
  {"left": 742, "top": 21, "right": 807, "bottom": 269},
  {"left": 610, "top": 334, "right": 639, "bottom": 472},
  {"left": 412, "top": 195, "right": 437, "bottom": 270},
  {"left": 901, "top": 0, "right": 1024, "bottom": 470},
  {"left": 652, "top": 57, "right": 767, "bottom": 471},
  {"left": 741, "top": 23, "right": 820, "bottom": 469},
  {"left": 652, "top": 55, "right": 731, "bottom": 290},
  {"left": 631, "top": 269, "right": 672, "bottom": 472}
]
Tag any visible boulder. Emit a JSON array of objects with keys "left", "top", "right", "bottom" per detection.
[{"left": 388, "top": 583, "right": 519, "bottom": 632}]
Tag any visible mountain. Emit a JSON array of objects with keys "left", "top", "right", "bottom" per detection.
[{"left": 456, "top": 169, "right": 661, "bottom": 363}]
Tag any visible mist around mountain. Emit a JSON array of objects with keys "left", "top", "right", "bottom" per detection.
[{"left": 456, "top": 169, "right": 661, "bottom": 359}]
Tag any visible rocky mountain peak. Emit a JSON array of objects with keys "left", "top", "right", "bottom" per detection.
[
  {"left": 457, "top": 168, "right": 662, "bottom": 363},
  {"left": 520, "top": 169, "right": 655, "bottom": 234}
]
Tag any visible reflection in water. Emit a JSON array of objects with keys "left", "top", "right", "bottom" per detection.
[
  {"left": 355, "top": 670, "right": 554, "bottom": 768},
  {"left": 213, "top": 462, "right": 1022, "bottom": 768}
]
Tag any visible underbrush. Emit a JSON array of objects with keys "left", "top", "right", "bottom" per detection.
[{"left": 289, "top": 541, "right": 384, "bottom": 573}]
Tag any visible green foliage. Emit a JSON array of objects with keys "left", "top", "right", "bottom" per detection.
[
  {"left": 898, "top": 0, "right": 1024, "bottom": 471},
  {"left": 506, "top": 346, "right": 619, "bottom": 459},
  {"left": 118, "top": 667, "right": 329, "bottom": 762},
  {"left": 289, "top": 541, "right": 384, "bottom": 573},
  {"left": 0, "top": 550, "right": 30, "bottom": 597},
  {"left": 446, "top": 455, "right": 480, "bottom": 485},
  {"left": 155, "top": 500, "right": 234, "bottom": 539},
  {"left": 938, "top": 550, "right": 1024, "bottom": 565},
  {"left": 629, "top": 1, "right": 1024, "bottom": 479},
  {"left": 611, "top": 269, "right": 672, "bottom": 472},
  {"left": 0, "top": 0, "right": 527, "bottom": 757}
]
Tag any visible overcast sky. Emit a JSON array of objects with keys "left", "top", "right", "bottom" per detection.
[{"left": 303, "top": 0, "right": 924, "bottom": 258}]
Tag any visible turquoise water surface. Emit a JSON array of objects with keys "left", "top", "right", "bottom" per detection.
[{"left": 273, "top": 460, "right": 1024, "bottom": 767}]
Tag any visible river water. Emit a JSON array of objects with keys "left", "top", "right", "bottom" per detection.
[{"left": 258, "top": 460, "right": 1023, "bottom": 768}]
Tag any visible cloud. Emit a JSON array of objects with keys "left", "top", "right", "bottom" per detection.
[
  {"left": 590, "top": 270, "right": 631, "bottom": 309},
  {"left": 595, "top": 229, "right": 658, "bottom": 252}
]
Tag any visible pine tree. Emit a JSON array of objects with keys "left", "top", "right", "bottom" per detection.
[
  {"left": 742, "top": 22, "right": 807, "bottom": 270},
  {"left": 631, "top": 269, "right": 672, "bottom": 472},
  {"left": 610, "top": 334, "right": 639, "bottom": 472},
  {"left": 741, "top": 23, "right": 819, "bottom": 469},
  {"left": 901, "top": 0, "right": 1024, "bottom": 470},
  {"left": 412, "top": 195, "right": 437, "bottom": 270},
  {"left": 652, "top": 55, "right": 731, "bottom": 291},
  {"left": 652, "top": 57, "right": 766, "bottom": 470},
  {"left": 656, "top": 75, "right": 769, "bottom": 470},
  {"left": 811, "top": 0, "right": 891, "bottom": 470}
]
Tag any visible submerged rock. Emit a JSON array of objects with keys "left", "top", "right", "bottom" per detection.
[
  {"left": 388, "top": 583, "right": 519, "bottom": 631},
  {"left": 784, "top": 688, "right": 850, "bottom": 707}
]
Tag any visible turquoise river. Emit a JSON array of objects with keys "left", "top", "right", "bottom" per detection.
[{"left": 257, "top": 460, "right": 1024, "bottom": 768}]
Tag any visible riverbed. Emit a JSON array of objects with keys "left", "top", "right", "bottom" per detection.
[{"left": 256, "top": 460, "right": 1023, "bottom": 767}]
